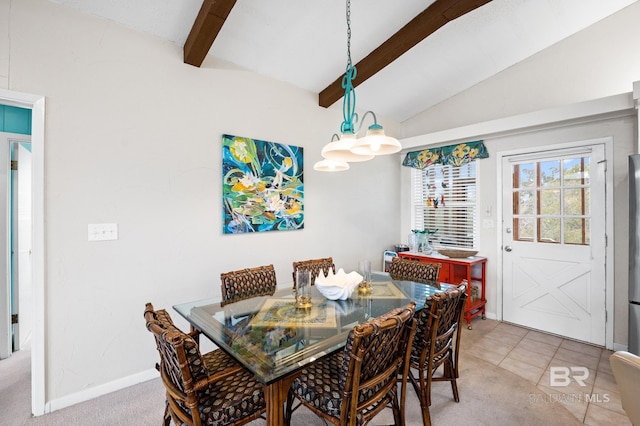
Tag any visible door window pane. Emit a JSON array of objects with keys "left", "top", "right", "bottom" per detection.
[
  {"left": 565, "top": 218, "right": 589, "bottom": 245},
  {"left": 539, "top": 161, "right": 560, "bottom": 187},
  {"left": 517, "top": 190, "right": 535, "bottom": 215},
  {"left": 539, "top": 218, "right": 561, "bottom": 243},
  {"left": 563, "top": 157, "right": 590, "bottom": 186},
  {"left": 564, "top": 188, "right": 587, "bottom": 216},
  {"left": 517, "top": 163, "right": 535, "bottom": 188},
  {"left": 539, "top": 189, "right": 560, "bottom": 215},
  {"left": 584, "top": 188, "right": 590, "bottom": 215},
  {"left": 515, "top": 217, "right": 534, "bottom": 240}
]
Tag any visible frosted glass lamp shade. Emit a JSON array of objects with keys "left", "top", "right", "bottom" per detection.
[
  {"left": 321, "top": 133, "right": 374, "bottom": 162},
  {"left": 313, "top": 159, "right": 350, "bottom": 172},
  {"left": 350, "top": 126, "right": 401, "bottom": 156}
]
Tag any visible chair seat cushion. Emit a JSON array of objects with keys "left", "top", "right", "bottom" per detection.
[
  {"left": 199, "top": 368, "right": 266, "bottom": 425},
  {"left": 203, "top": 349, "right": 241, "bottom": 373},
  {"left": 291, "top": 351, "right": 388, "bottom": 421},
  {"left": 291, "top": 352, "right": 345, "bottom": 418}
]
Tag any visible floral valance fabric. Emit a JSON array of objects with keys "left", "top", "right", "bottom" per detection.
[{"left": 402, "top": 140, "right": 488, "bottom": 169}]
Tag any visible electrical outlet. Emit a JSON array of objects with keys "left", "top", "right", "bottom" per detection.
[{"left": 88, "top": 223, "right": 118, "bottom": 241}]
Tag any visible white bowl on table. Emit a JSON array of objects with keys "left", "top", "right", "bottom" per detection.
[{"left": 315, "top": 268, "right": 362, "bottom": 300}]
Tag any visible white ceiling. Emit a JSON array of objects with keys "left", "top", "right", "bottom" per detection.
[{"left": 49, "top": 0, "right": 637, "bottom": 122}]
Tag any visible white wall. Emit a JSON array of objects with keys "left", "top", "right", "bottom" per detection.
[
  {"left": 3, "top": 0, "right": 402, "bottom": 406},
  {"left": 402, "top": 1, "right": 640, "bottom": 137},
  {"left": 0, "top": 0, "right": 8, "bottom": 89},
  {"left": 400, "top": 2, "right": 640, "bottom": 349}
]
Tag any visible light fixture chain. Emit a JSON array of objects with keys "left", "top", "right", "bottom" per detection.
[
  {"left": 341, "top": 0, "right": 356, "bottom": 134},
  {"left": 346, "top": 0, "right": 352, "bottom": 69}
]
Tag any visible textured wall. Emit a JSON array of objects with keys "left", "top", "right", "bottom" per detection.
[{"left": 5, "top": 0, "right": 402, "bottom": 408}]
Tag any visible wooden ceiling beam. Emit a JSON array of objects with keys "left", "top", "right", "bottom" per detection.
[
  {"left": 184, "top": 0, "right": 238, "bottom": 67},
  {"left": 319, "top": 0, "right": 492, "bottom": 108}
]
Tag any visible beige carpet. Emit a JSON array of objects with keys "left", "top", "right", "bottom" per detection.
[{"left": 0, "top": 320, "right": 599, "bottom": 425}]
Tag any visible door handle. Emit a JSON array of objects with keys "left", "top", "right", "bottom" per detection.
[{"left": 504, "top": 246, "right": 512, "bottom": 252}]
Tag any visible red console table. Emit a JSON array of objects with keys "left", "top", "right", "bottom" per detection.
[{"left": 398, "top": 252, "right": 486, "bottom": 329}]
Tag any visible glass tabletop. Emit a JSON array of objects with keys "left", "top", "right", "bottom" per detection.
[{"left": 173, "top": 272, "right": 449, "bottom": 385}]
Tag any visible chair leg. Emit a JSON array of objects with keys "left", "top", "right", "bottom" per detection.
[
  {"left": 420, "top": 395, "right": 432, "bottom": 426},
  {"left": 425, "top": 367, "right": 433, "bottom": 407},
  {"left": 410, "top": 369, "right": 432, "bottom": 426},
  {"left": 391, "top": 391, "right": 402, "bottom": 426},
  {"left": 163, "top": 398, "right": 171, "bottom": 426},
  {"left": 446, "top": 359, "right": 460, "bottom": 403},
  {"left": 284, "top": 390, "right": 294, "bottom": 426}
]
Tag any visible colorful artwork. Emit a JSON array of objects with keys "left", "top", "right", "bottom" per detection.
[{"left": 222, "top": 134, "right": 304, "bottom": 233}]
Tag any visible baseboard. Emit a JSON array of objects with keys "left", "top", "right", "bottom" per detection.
[
  {"left": 44, "top": 368, "right": 159, "bottom": 414},
  {"left": 483, "top": 311, "right": 497, "bottom": 320}
]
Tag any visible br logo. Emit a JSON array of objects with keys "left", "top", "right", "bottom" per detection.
[{"left": 549, "top": 366, "right": 589, "bottom": 387}]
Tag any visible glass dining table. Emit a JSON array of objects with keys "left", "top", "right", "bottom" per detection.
[{"left": 173, "top": 271, "right": 449, "bottom": 425}]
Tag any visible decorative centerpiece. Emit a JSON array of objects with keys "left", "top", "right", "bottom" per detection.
[{"left": 315, "top": 269, "right": 362, "bottom": 300}]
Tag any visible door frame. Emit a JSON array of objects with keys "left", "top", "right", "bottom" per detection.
[
  {"left": 0, "top": 89, "right": 45, "bottom": 415},
  {"left": 495, "top": 137, "right": 614, "bottom": 350}
]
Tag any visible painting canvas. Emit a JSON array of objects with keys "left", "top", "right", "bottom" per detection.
[{"left": 222, "top": 134, "right": 304, "bottom": 233}]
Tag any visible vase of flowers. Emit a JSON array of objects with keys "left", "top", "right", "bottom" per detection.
[{"left": 411, "top": 229, "right": 438, "bottom": 254}]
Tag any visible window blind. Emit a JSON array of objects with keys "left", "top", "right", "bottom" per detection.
[{"left": 411, "top": 162, "right": 478, "bottom": 250}]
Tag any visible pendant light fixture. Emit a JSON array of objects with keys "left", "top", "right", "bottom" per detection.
[{"left": 314, "top": 0, "right": 401, "bottom": 172}]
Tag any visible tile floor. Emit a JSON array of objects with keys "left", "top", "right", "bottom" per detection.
[{"left": 464, "top": 319, "right": 631, "bottom": 425}]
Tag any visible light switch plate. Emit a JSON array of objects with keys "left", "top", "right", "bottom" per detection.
[{"left": 88, "top": 223, "right": 118, "bottom": 241}]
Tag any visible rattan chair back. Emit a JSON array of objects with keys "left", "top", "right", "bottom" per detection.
[
  {"left": 388, "top": 257, "right": 441, "bottom": 285},
  {"left": 292, "top": 257, "right": 335, "bottom": 286},
  {"left": 408, "top": 282, "right": 467, "bottom": 426},
  {"left": 220, "top": 264, "right": 277, "bottom": 307},
  {"left": 285, "top": 302, "right": 417, "bottom": 426},
  {"left": 144, "top": 303, "right": 266, "bottom": 426}
]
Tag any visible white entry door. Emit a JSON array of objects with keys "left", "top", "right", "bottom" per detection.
[{"left": 501, "top": 143, "right": 606, "bottom": 345}]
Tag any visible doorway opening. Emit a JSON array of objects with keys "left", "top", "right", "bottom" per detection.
[
  {"left": 11, "top": 140, "right": 33, "bottom": 353},
  {"left": 0, "top": 90, "right": 45, "bottom": 416},
  {"left": 1, "top": 129, "right": 33, "bottom": 358}
]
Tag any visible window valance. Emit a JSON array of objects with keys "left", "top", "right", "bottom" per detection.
[{"left": 402, "top": 140, "right": 488, "bottom": 169}]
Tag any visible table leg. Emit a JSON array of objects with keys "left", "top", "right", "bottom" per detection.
[{"left": 264, "top": 373, "right": 298, "bottom": 425}]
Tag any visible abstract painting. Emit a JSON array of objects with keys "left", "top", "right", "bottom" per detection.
[{"left": 222, "top": 134, "right": 304, "bottom": 233}]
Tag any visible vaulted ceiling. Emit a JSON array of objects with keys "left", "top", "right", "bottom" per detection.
[{"left": 49, "top": 0, "right": 638, "bottom": 122}]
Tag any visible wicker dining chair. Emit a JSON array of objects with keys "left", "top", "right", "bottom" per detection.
[
  {"left": 148, "top": 302, "right": 223, "bottom": 348},
  {"left": 220, "top": 264, "right": 277, "bottom": 307},
  {"left": 284, "top": 302, "right": 417, "bottom": 426},
  {"left": 388, "top": 257, "right": 441, "bottom": 285},
  {"left": 144, "top": 303, "right": 266, "bottom": 426},
  {"left": 408, "top": 282, "right": 467, "bottom": 426},
  {"left": 292, "top": 257, "right": 336, "bottom": 287}
]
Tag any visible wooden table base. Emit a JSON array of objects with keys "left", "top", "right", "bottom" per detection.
[{"left": 264, "top": 372, "right": 299, "bottom": 425}]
